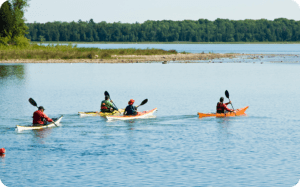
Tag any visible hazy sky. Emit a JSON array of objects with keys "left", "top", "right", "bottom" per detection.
[{"left": 1, "top": 0, "right": 300, "bottom": 23}]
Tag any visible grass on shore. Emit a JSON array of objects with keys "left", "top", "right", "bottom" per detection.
[{"left": 0, "top": 44, "right": 178, "bottom": 60}]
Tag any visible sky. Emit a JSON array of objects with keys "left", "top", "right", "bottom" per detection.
[{"left": 0, "top": 0, "right": 300, "bottom": 23}]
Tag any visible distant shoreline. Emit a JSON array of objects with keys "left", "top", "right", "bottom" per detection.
[{"left": 0, "top": 53, "right": 242, "bottom": 63}]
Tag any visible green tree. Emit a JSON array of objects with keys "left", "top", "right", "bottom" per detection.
[
  {"left": 0, "top": 1, "right": 16, "bottom": 38},
  {"left": 0, "top": 0, "right": 30, "bottom": 46},
  {"left": 23, "top": 18, "right": 300, "bottom": 43},
  {"left": 9, "top": 0, "right": 30, "bottom": 39},
  {"left": 111, "top": 28, "right": 121, "bottom": 41}
]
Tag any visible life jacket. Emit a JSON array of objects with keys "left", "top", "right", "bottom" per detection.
[
  {"left": 101, "top": 103, "right": 108, "bottom": 110},
  {"left": 216, "top": 102, "right": 225, "bottom": 113},
  {"left": 101, "top": 101, "right": 113, "bottom": 112},
  {"left": 124, "top": 105, "right": 137, "bottom": 116}
]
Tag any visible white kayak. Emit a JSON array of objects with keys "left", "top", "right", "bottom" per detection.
[
  {"left": 16, "top": 115, "right": 63, "bottom": 131},
  {"left": 106, "top": 108, "right": 157, "bottom": 121}
]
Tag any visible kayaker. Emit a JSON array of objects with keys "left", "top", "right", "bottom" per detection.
[
  {"left": 124, "top": 99, "right": 138, "bottom": 116},
  {"left": 101, "top": 96, "right": 117, "bottom": 112},
  {"left": 216, "top": 97, "right": 234, "bottom": 113},
  {"left": 33, "top": 106, "right": 54, "bottom": 126}
]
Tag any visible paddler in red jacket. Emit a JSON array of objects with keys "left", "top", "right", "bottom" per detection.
[
  {"left": 33, "top": 106, "right": 53, "bottom": 126},
  {"left": 216, "top": 97, "right": 234, "bottom": 113}
]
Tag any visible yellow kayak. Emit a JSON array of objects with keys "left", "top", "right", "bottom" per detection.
[{"left": 78, "top": 109, "right": 124, "bottom": 117}]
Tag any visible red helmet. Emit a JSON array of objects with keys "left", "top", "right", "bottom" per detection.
[{"left": 128, "top": 99, "right": 135, "bottom": 105}]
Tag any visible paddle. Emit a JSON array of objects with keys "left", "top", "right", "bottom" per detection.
[
  {"left": 136, "top": 99, "right": 148, "bottom": 108},
  {"left": 104, "top": 91, "right": 119, "bottom": 112},
  {"left": 29, "top": 98, "right": 38, "bottom": 108},
  {"left": 28, "top": 98, "right": 57, "bottom": 126},
  {"left": 225, "top": 90, "right": 235, "bottom": 111}
]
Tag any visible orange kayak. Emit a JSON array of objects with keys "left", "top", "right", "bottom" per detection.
[{"left": 198, "top": 106, "right": 249, "bottom": 118}]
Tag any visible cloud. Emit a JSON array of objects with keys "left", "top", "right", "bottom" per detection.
[
  {"left": 0, "top": 0, "right": 5, "bottom": 7},
  {"left": 293, "top": 0, "right": 300, "bottom": 7}
]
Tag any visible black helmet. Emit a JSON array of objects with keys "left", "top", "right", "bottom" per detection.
[
  {"left": 105, "top": 96, "right": 109, "bottom": 100},
  {"left": 220, "top": 97, "right": 224, "bottom": 102},
  {"left": 38, "top": 106, "right": 45, "bottom": 110}
]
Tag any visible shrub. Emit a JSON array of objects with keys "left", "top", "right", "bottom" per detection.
[
  {"left": 100, "top": 52, "right": 110, "bottom": 59},
  {"left": 87, "top": 53, "right": 93, "bottom": 59},
  {"left": 14, "top": 36, "right": 30, "bottom": 47}
]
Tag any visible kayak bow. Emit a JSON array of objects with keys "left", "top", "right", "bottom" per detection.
[{"left": 198, "top": 106, "right": 249, "bottom": 118}]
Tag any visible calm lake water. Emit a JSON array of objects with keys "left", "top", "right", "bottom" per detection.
[{"left": 1, "top": 44, "right": 300, "bottom": 186}]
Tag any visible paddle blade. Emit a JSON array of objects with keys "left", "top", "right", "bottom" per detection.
[
  {"left": 140, "top": 99, "right": 148, "bottom": 106},
  {"left": 104, "top": 91, "right": 110, "bottom": 98},
  {"left": 225, "top": 90, "right": 230, "bottom": 99},
  {"left": 29, "top": 98, "right": 37, "bottom": 107}
]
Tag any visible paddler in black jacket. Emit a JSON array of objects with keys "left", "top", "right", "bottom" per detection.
[{"left": 124, "top": 99, "right": 138, "bottom": 115}]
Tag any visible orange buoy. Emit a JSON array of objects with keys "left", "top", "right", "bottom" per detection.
[{"left": 0, "top": 148, "right": 6, "bottom": 154}]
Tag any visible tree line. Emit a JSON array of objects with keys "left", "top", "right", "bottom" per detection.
[
  {"left": 0, "top": 0, "right": 30, "bottom": 46},
  {"left": 25, "top": 18, "right": 300, "bottom": 42}
]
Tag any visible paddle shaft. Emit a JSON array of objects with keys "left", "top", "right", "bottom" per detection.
[
  {"left": 112, "top": 102, "right": 119, "bottom": 110},
  {"left": 225, "top": 90, "right": 235, "bottom": 111},
  {"left": 110, "top": 100, "right": 119, "bottom": 113},
  {"left": 228, "top": 98, "right": 234, "bottom": 111}
]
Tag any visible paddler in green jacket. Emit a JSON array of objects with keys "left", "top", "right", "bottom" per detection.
[{"left": 101, "top": 96, "right": 117, "bottom": 112}]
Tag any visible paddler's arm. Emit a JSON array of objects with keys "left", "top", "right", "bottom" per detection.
[
  {"left": 43, "top": 113, "right": 53, "bottom": 122},
  {"left": 225, "top": 101, "right": 231, "bottom": 105},
  {"left": 109, "top": 100, "right": 119, "bottom": 111},
  {"left": 224, "top": 103, "right": 233, "bottom": 112},
  {"left": 107, "top": 101, "right": 115, "bottom": 108}
]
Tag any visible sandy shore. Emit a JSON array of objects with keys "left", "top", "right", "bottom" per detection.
[{"left": 0, "top": 53, "right": 242, "bottom": 63}]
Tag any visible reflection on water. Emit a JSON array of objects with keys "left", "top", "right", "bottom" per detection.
[
  {"left": 125, "top": 120, "right": 136, "bottom": 124},
  {"left": 33, "top": 128, "right": 52, "bottom": 139},
  {"left": 216, "top": 118, "right": 232, "bottom": 136},
  {"left": 0, "top": 65, "right": 24, "bottom": 80}
]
